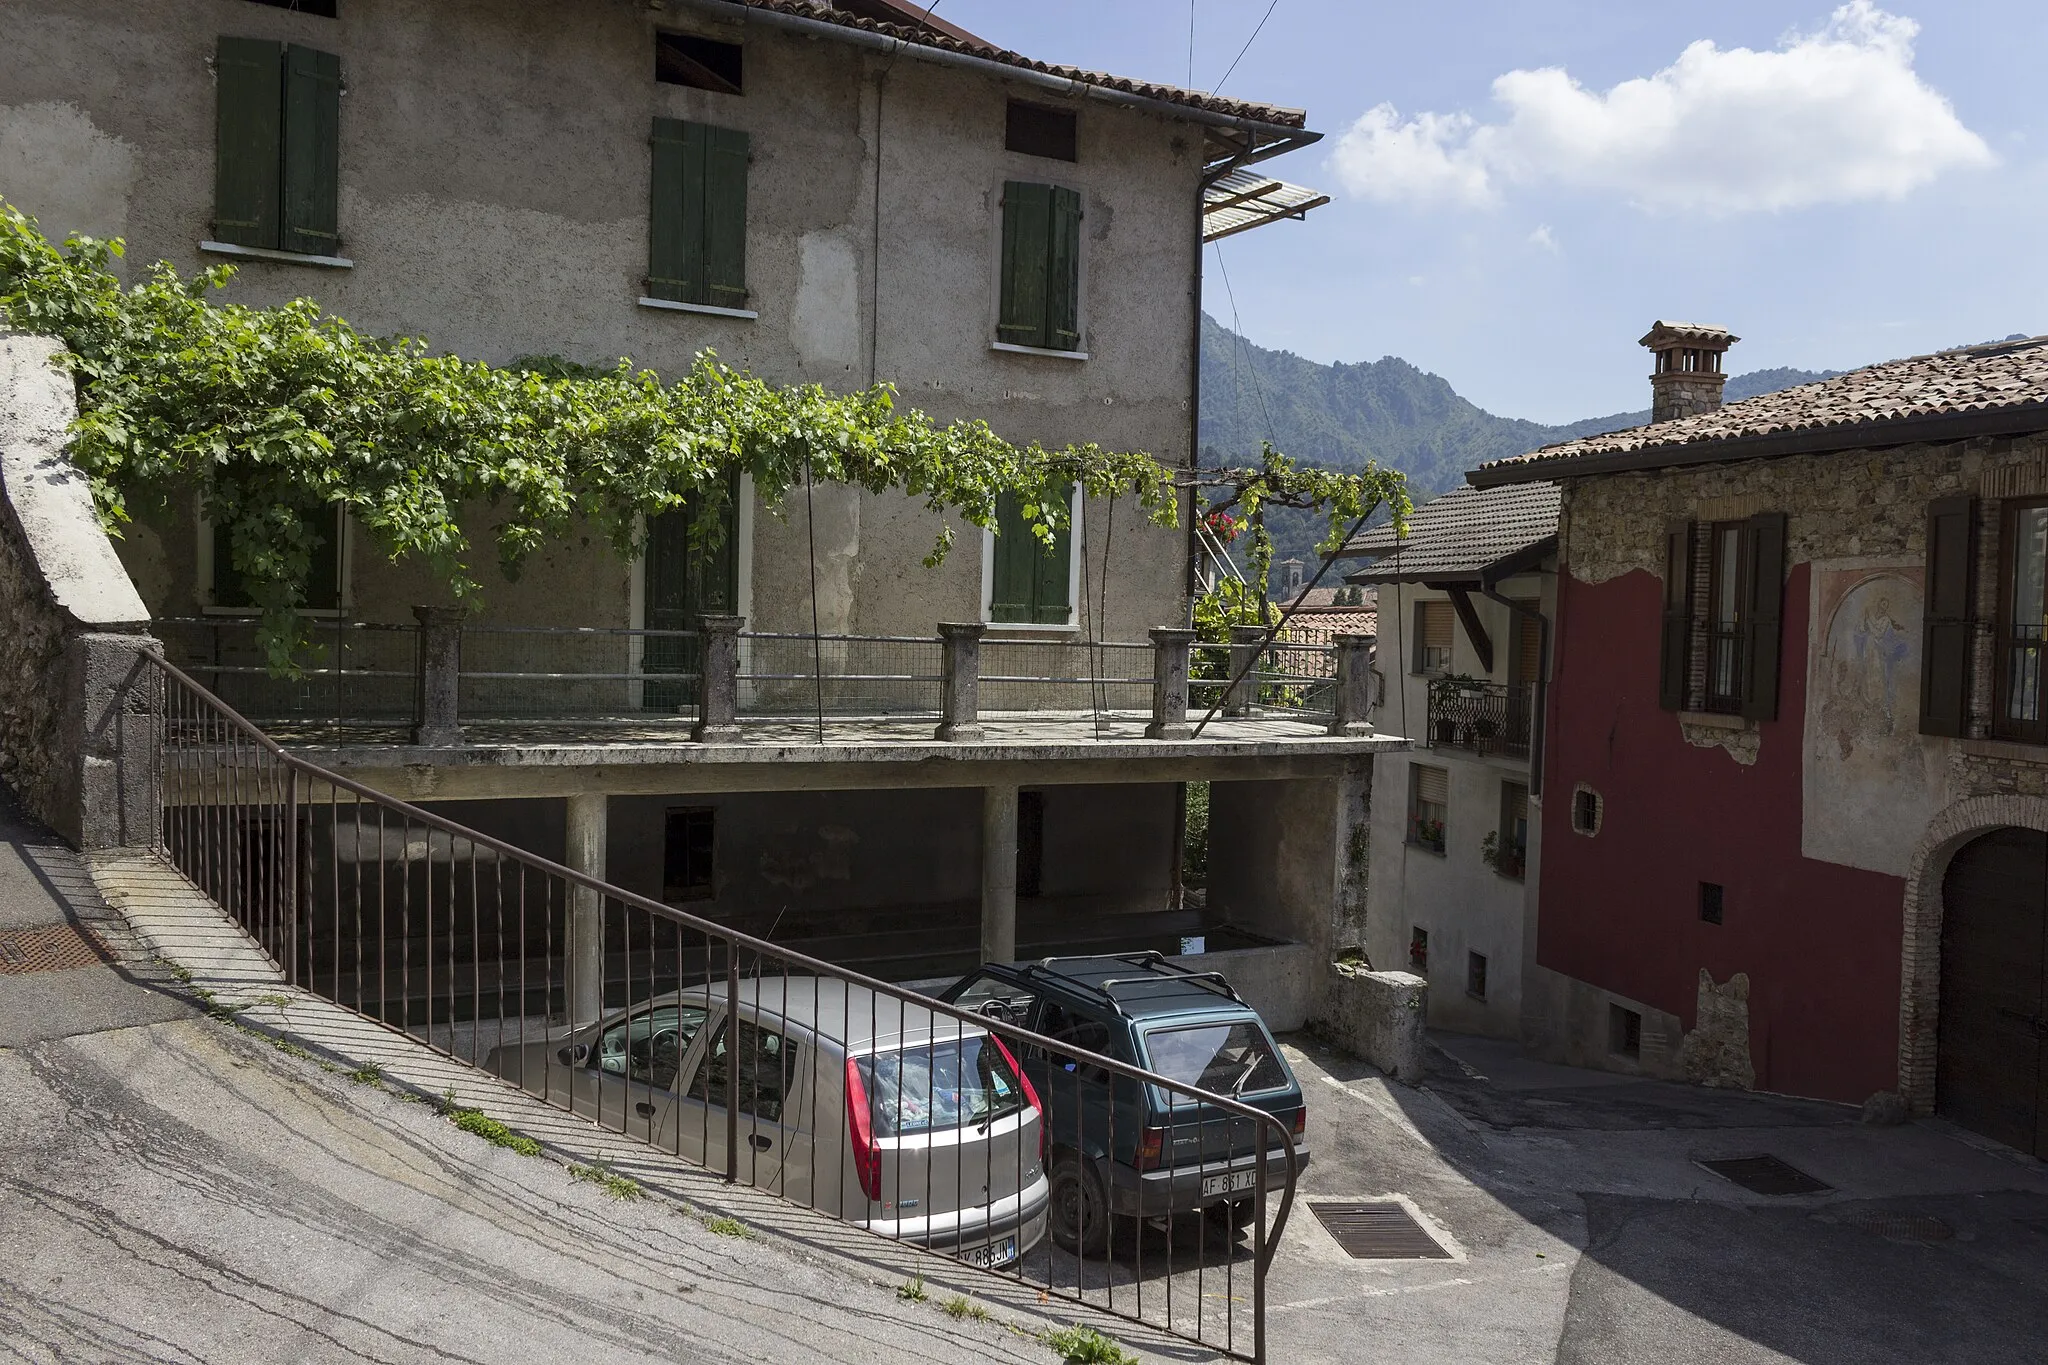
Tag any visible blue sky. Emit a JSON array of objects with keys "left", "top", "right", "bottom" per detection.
[{"left": 940, "top": 1, "right": 2045, "bottom": 423}]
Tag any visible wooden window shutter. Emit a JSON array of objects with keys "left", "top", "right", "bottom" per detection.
[
  {"left": 1739, "top": 511, "right": 1787, "bottom": 721},
  {"left": 1920, "top": 494, "right": 1977, "bottom": 736},
  {"left": 703, "top": 126, "right": 749, "bottom": 309},
  {"left": 214, "top": 37, "right": 283, "bottom": 249},
  {"left": 647, "top": 117, "right": 702, "bottom": 304},
  {"left": 279, "top": 45, "right": 342, "bottom": 257},
  {"left": 1658, "top": 520, "right": 1694, "bottom": 711},
  {"left": 998, "top": 181, "right": 1051, "bottom": 346},
  {"left": 1031, "top": 490, "right": 1074, "bottom": 624},
  {"left": 990, "top": 492, "right": 1035, "bottom": 623},
  {"left": 1046, "top": 186, "right": 1082, "bottom": 352},
  {"left": 1415, "top": 765, "right": 1448, "bottom": 807},
  {"left": 1512, "top": 603, "right": 1541, "bottom": 686},
  {"left": 1413, "top": 600, "right": 1452, "bottom": 671}
]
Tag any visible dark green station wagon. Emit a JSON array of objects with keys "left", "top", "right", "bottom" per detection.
[{"left": 940, "top": 952, "right": 1308, "bottom": 1256}]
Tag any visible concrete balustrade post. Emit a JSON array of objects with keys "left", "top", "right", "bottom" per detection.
[
  {"left": 411, "top": 605, "right": 466, "bottom": 747},
  {"left": 1329, "top": 633, "right": 1376, "bottom": 736},
  {"left": 565, "top": 792, "right": 607, "bottom": 1028},
  {"left": 693, "top": 614, "right": 744, "bottom": 743},
  {"left": 935, "top": 622, "right": 985, "bottom": 742},
  {"left": 1226, "top": 624, "right": 1267, "bottom": 718},
  {"left": 1145, "top": 627, "right": 1195, "bottom": 740}
]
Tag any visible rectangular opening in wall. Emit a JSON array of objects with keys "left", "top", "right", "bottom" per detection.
[
  {"left": 1017, "top": 789, "right": 1045, "bottom": 899},
  {"left": 1609, "top": 1003, "right": 1642, "bottom": 1058},
  {"left": 1409, "top": 926, "right": 1428, "bottom": 975},
  {"left": 1006, "top": 100, "right": 1077, "bottom": 161},
  {"left": 1413, "top": 600, "right": 1453, "bottom": 674},
  {"left": 244, "top": 0, "right": 339, "bottom": 15},
  {"left": 656, "top": 32, "right": 744, "bottom": 94},
  {"left": 1496, "top": 782, "right": 1528, "bottom": 879},
  {"left": 1466, "top": 951, "right": 1487, "bottom": 1001},
  {"left": 663, "top": 807, "right": 716, "bottom": 902},
  {"left": 1572, "top": 788, "right": 1600, "bottom": 835},
  {"left": 1699, "top": 881, "right": 1724, "bottom": 925},
  {"left": 211, "top": 502, "right": 345, "bottom": 611},
  {"left": 1408, "top": 765, "right": 1447, "bottom": 854}
]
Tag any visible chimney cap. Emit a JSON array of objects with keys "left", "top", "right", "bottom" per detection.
[{"left": 1640, "top": 320, "right": 1738, "bottom": 349}]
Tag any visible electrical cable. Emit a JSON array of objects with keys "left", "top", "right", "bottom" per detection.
[{"left": 1215, "top": 0, "right": 1281, "bottom": 93}]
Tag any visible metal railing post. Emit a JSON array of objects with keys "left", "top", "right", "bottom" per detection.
[
  {"left": 1328, "top": 632, "right": 1375, "bottom": 736},
  {"left": 725, "top": 948, "right": 741, "bottom": 1183},
  {"left": 694, "top": 614, "right": 744, "bottom": 743},
  {"left": 1225, "top": 624, "right": 1265, "bottom": 718},
  {"left": 935, "top": 622, "right": 985, "bottom": 741},
  {"left": 1144, "top": 627, "right": 1195, "bottom": 740},
  {"left": 411, "top": 605, "right": 466, "bottom": 747}
]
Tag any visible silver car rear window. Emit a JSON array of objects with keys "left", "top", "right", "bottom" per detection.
[
  {"left": 1140, "top": 1021, "right": 1288, "bottom": 1097},
  {"left": 858, "top": 1037, "right": 1028, "bottom": 1137}
]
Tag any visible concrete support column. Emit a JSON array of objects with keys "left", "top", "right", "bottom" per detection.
[
  {"left": 411, "top": 606, "right": 466, "bottom": 748},
  {"left": 66, "top": 632, "right": 163, "bottom": 850},
  {"left": 1145, "top": 627, "right": 1195, "bottom": 740},
  {"left": 936, "top": 622, "right": 984, "bottom": 742},
  {"left": 1329, "top": 633, "right": 1376, "bottom": 736},
  {"left": 694, "top": 614, "right": 744, "bottom": 743},
  {"left": 980, "top": 782, "right": 1019, "bottom": 964},
  {"left": 565, "top": 792, "right": 607, "bottom": 1027},
  {"left": 1225, "top": 625, "right": 1265, "bottom": 718}
]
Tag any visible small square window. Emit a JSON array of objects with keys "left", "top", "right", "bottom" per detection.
[
  {"left": 1699, "top": 881, "right": 1724, "bottom": 925},
  {"left": 244, "top": 0, "right": 338, "bottom": 15},
  {"left": 663, "top": 807, "right": 716, "bottom": 902},
  {"left": 1006, "top": 100, "right": 1077, "bottom": 161},
  {"left": 1466, "top": 951, "right": 1488, "bottom": 1001},
  {"left": 657, "top": 32, "right": 743, "bottom": 94},
  {"left": 1609, "top": 1004, "right": 1642, "bottom": 1058},
  {"left": 1409, "top": 927, "right": 1428, "bottom": 975},
  {"left": 1572, "top": 787, "right": 1602, "bottom": 836}
]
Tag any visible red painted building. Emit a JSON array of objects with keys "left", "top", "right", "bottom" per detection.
[{"left": 1470, "top": 324, "right": 2048, "bottom": 1158}]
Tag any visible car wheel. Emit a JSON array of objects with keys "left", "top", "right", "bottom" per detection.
[
  {"left": 1048, "top": 1154, "right": 1110, "bottom": 1257},
  {"left": 1205, "top": 1198, "right": 1256, "bottom": 1236}
]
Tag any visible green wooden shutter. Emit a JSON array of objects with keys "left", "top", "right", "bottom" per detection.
[
  {"left": 1657, "top": 521, "right": 1693, "bottom": 711},
  {"left": 1739, "top": 511, "right": 1787, "bottom": 722},
  {"left": 703, "top": 127, "right": 749, "bottom": 309},
  {"left": 1920, "top": 495, "right": 1976, "bottom": 737},
  {"left": 279, "top": 46, "right": 341, "bottom": 256},
  {"left": 688, "top": 471, "right": 742, "bottom": 615},
  {"left": 990, "top": 493, "right": 1034, "bottom": 623},
  {"left": 648, "top": 118, "right": 702, "bottom": 303},
  {"left": 998, "top": 181, "right": 1051, "bottom": 347},
  {"left": 1046, "top": 187, "right": 1081, "bottom": 353},
  {"left": 1032, "top": 489, "right": 1074, "bottom": 624},
  {"left": 215, "top": 37, "right": 283, "bottom": 249}
]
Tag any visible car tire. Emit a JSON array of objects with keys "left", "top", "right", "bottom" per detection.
[
  {"left": 1206, "top": 1198, "right": 1256, "bottom": 1235},
  {"left": 1048, "top": 1154, "right": 1110, "bottom": 1258}
]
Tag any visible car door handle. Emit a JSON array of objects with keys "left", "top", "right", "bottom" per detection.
[
  {"left": 636, "top": 1102, "right": 657, "bottom": 1118},
  {"left": 748, "top": 1134, "right": 774, "bottom": 1151}
]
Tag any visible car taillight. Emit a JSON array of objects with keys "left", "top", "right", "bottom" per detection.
[
  {"left": 1134, "top": 1126, "right": 1165, "bottom": 1172},
  {"left": 988, "top": 1035, "right": 1047, "bottom": 1162},
  {"left": 1292, "top": 1106, "right": 1307, "bottom": 1137},
  {"left": 844, "top": 1056, "right": 883, "bottom": 1202}
]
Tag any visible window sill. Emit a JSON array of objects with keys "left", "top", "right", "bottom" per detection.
[
  {"left": 1678, "top": 709, "right": 1752, "bottom": 731},
  {"left": 1960, "top": 736, "right": 2048, "bottom": 762},
  {"left": 983, "top": 620, "right": 1077, "bottom": 635},
  {"left": 990, "top": 341, "right": 1089, "bottom": 361},
  {"left": 200, "top": 240, "right": 353, "bottom": 269},
  {"left": 1406, "top": 842, "right": 1446, "bottom": 858},
  {"left": 638, "top": 296, "right": 759, "bottom": 320}
]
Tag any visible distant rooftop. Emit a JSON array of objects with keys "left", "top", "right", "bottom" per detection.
[{"left": 1342, "top": 483, "right": 1560, "bottom": 584}]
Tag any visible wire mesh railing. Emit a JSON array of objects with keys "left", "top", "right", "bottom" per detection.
[
  {"left": 738, "top": 632, "right": 944, "bottom": 717},
  {"left": 979, "top": 639, "right": 1155, "bottom": 714},
  {"left": 459, "top": 626, "right": 702, "bottom": 722},
  {"left": 155, "top": 617, "right": 417, "bottom": 726},
  {"left": 140, "top": 649, "right": 1298, "bottom": 1361}
]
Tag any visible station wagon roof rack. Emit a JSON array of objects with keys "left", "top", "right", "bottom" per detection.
[{"left": 1023, "top": 951, "right": 1246, "bottom": 1013}]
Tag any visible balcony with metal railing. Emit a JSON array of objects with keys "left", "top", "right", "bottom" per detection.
[{"left": 1424, "top": 680, "right": 1533, "bottom": 761}]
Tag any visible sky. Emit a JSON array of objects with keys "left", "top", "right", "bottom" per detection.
[{"left": 939, "top": 0, "right": 2048, "bottom": 424}]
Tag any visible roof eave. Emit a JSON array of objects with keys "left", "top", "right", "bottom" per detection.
[{"left": 1469, "top": 401, "right": 2048, "bottom": 489}]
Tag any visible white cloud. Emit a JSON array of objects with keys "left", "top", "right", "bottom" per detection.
[
  {"left": 1328, "top": 2, "right": 1993, "bottom": 214},
  {"left": 1528, "top": 224, "right": 1559, "bottom": 252}
]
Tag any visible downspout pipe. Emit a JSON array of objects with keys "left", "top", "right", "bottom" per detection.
[{"left": 1478, "top": 535, "right": 1557, "bottom": 797}]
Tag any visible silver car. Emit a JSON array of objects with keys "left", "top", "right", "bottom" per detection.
[{"left": 483, "top": 978, "right": 1049, "bottom": 1268}]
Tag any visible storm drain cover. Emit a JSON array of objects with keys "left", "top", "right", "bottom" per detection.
[
  {"left": 1696, "top": 1154, "right": 1832, "bottom": 1196},
  {"left": 1826, "top": 1211, "right": 1953, "bottom": 1241},
  {"left": 1308, "top": 1201, "right": 1451, "bottom": 1259},
  {"left": 0, "top": 924, "right": 108, "bottom": 975}
]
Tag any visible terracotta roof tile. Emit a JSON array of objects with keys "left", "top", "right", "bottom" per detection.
[{"left": 1342, "top": 482, "right": 1559, "bottom": 582}]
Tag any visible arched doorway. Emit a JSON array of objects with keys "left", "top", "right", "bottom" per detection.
[{"left": 1937, "top": 828, "right": 2048, "bottom": 1157}]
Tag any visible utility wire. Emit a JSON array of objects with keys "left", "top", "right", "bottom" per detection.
[
  {"left": 1186, "top": 0, "right": 1197, "bottom": 87},
  {"left": 1215, "top": 0, "right": 1281, "bottom": 93}
]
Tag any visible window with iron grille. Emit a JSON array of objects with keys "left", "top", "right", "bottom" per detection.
[
  {"left": 1413, "top": 600, "right": 1453, "bottom": 675},
  {"left": 1466, "top": 951, "right": 1488, "bottom": 1001},
  {"left": 1995, "top": 499, "right": 2048, "bottom": 742},
  {"left": 663, "top": 807, "right": 716, "bottom": 902},
  {"left": 1409, "top": 765, "right": 1447, "bottom": 854},
  {"left": 1609, "top": 1004, "right": 1642, "bottom": 1058},
  {"left": 1658, "top": 513, "right": 1785, "bottom": 719}
]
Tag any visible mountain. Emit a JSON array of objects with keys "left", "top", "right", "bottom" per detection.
[{"left": 1196, "top": 315, "right": 1840, "bottom": 568}]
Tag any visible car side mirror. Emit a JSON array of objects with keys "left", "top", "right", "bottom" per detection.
[{"left": 558, "top": 1042, "right": 590, "bottom": 1067}]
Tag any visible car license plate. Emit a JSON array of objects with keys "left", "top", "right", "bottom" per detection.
[
  {"left": 1202, "top": 1170, "right": 1257, "bottom": 1198},
  {"left": 960, "top": 1237, "right": 1017, "bottom": 1270}
]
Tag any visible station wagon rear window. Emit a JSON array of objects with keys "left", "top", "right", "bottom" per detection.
[
  {"left": 1140, "top": 1022, "right": 1288, "bottom": 1096},
  {"left": 858, "top": 1038, "right": 1028, "bottom": 1137}
]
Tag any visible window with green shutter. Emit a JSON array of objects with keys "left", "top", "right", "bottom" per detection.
[
  {"left": 214, "top": 36, "right": 342, "bottom": 254},
  {"left": 211, "top": 503, "right": 345, "bottom": 611},
  {"left": 990, "top": 489, "right": 1074, "bottom": 626},
  {"left": 998, "top": 181, "right": 1082, "bottom": 352},
  {"left": 648, "top": 118, "right": 749, "bottom": 309}
]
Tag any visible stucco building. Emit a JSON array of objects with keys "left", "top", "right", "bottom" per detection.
[
  {"left": 1473, "top": 322, "right": 2048, "bottom": 1160},
  {"left": 1342, "top": 482, "right": 1557, "bottom": 1036},
  {"left": 0, "top": 0, "right": 1386, "bottom": 1024}
]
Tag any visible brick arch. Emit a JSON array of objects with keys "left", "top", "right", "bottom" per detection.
[{"left": 1897, "top": 794, "right": 2048, "bottom": 1112}]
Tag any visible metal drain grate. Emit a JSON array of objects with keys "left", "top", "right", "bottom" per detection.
[
  {"left": 1308, "top": 1201, "right": 1452, "bottom": 1259},
  {"left": 0, "top": 923, "right": 109, "bottom": 975},
  {"left": 1696, "top": 1154, "right": 1833, "bottom": 1196},
  {"left": 1827, "top": 1212, "right": 1953, "bottom": 1241}
]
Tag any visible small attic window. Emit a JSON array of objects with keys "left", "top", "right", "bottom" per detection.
[
  {"left": 243, "top": 0, "right": 338, "bottom": 14},
  {"left": 657, "top": 32, "right": 744, "bottom": 95},
  {"left": 1006, "top": 101, "right": 1077, "bottom": 161}
]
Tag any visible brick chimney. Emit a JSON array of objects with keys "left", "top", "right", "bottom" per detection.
[{"left": 1641, "top": 321, "right": 1737, "bottom": 423}]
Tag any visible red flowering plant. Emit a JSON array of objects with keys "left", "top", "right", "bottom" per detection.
[{"left": 1202, "top": 509, "right": 1240, "bottom": 542}]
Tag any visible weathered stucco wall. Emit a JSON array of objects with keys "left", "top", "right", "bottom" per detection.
[{"left": 6, "top": 0, "right": 1199, "bottom": 642}]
